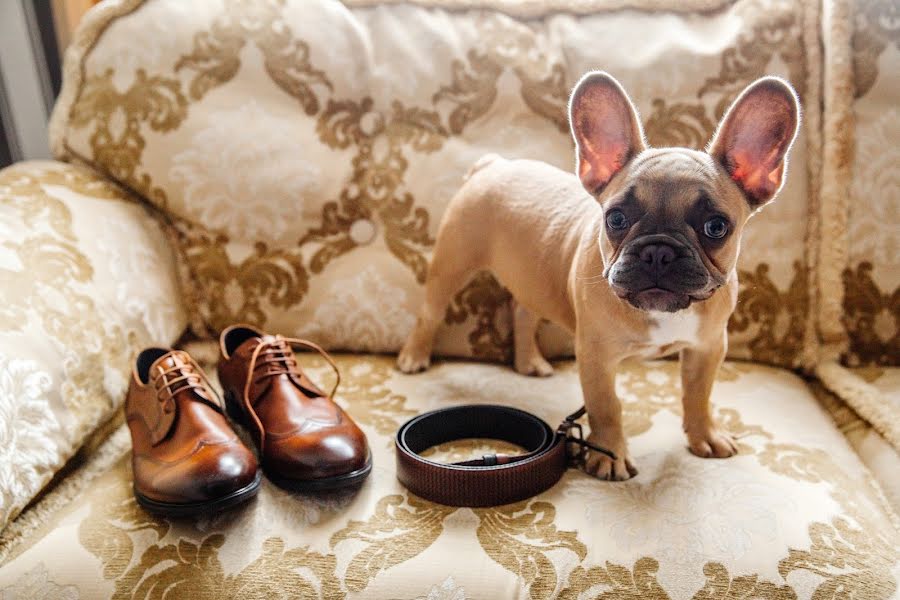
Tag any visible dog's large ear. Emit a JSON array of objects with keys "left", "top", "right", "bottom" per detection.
[
  {"left": 708, "top": 77, "right": 800, "bottom": 209},
  {"left": 569, "top": 71, "right": 646, "bottom": 196}
]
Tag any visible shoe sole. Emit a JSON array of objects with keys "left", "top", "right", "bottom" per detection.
[
  {"left": 223, "top": 389, "right": 374, "bottom": 493},
  {"left": 134, "top": 471, "right": 262, "bottom": 517},
  {"left": 265, "top": 454, "right": 373, "bottom": 492}
]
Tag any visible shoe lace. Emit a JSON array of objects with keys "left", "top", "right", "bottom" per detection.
[
  {"left": 243, "top": 335, "right": 341, "bottom": 408},
  {"left": 152, "top": 351, "right": 220, "bottom": 413}
]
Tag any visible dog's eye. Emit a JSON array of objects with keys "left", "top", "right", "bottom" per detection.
[
  {"left": 606, "top": 210, "right": 629, "bottom": 230},
  {"left": 703, "top": 217, "right": 729, "bottom": 239}
]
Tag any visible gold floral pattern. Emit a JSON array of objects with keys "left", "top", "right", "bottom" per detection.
[
  {"left": 777, "top": 516, "right": 898, "bottom": 600},
  {"left": 174, "top": 0, "right": 332, "bottom": 112},
  {"left": 699, "top": 10, "right": 806, "bottom": 118},
  {"left": 474, "top": 501, "right": 586, "bottom": 599},
  {"left": 77, "top": 474, "right": 171, "bottom": 581},
  {"left": 444, "top": 272, "right": 512, "bottom": 362},
  {"left": 301, "top": 95, "right": 443, "bottom": 283},
  {"left": 729, "top": 263, "right": 809, "bottom": 367},
  {"left": 69, "top": 69, "right": 187, "bottom": 207},
  {"left": 517, "top": 63, "right": 570, "bottom": 134},
  {"left": 559, "top": 558, "right": 670, "bottom": 600},
  {"left": 644, "top": 100, "right": 716, "bottom": 149},
  {"left": 115, "top": 536, "right": 340, "bottom": 599},
  {"left": 330, "top": 494, "right": 457, "bottom": 593},
  {"left": 691, "top": 563, "right": 794, "bottom": 600},
  {"left": 420, "top": 438, "right": 524, "bottom": 463},
  {"left": 305, "top": 354, "right": 417, "bottom": 435},
  {"left": 844, "top": 0, "right": 900, "bottom": 367},
  {"left": 852, "top": 0, "right": 899, "bottom": 99},
  {"left": 173, "top": 219, "right": 309, "bottom": 333},
  {"left": 434, "top": 50, "right": 503, "bottom": 136},
  {"left": 842, "top": 262, "right": 899, "bottom": 367},
  {"left": 646, "top": 8, "right": 805, "bottom": 146},
  {"left": 299, "top": 266, "right": 419, "bottom": 352},
  {"left": 80, "top": 477, "right": 342, "bottom": 599}
]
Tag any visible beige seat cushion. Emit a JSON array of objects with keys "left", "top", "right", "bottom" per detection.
[
  {"left": 838, "top": 368, "right": 900, "bottom": 512},
  {"left": 1, "top": 357, "right": 897, "bottom": 598}
]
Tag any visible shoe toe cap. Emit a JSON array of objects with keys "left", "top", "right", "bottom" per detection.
[
  {"left": 265, "top": 429, "right": 368, "bottom": 481},
  {"left": 200, "top": 445, "right": 259, "bottom": 498},
  {"left": 137, "top": 442, "right": 259, "bottom": 504}
]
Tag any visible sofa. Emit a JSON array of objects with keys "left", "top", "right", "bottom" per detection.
[{"left": 0, "top": 0, "right": 898, "bottom": 597}]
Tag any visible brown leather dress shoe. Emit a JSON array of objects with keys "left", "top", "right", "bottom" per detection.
[
  {"left": 126, "top": 348, "right": 261, "bottom": 516},
  {"left": 217, "top": 325, "right": 372, "bottom": 491}
]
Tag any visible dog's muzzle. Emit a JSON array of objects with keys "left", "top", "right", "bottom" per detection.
[{"left": 608, "top": 233, "right": 713, "bottom": 312}]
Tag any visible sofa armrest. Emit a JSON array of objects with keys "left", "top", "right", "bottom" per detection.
[{"left": 0, "top": 160, "right": 187, "bottom": 528}]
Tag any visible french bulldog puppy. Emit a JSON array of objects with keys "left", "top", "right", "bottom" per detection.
[{"left": 397, "top": 73, "right": 800, "bottom": 480}]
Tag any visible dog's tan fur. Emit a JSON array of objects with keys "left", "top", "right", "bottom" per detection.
[{"left": 398, "top": 73, "right": 800, "bottom": 480}]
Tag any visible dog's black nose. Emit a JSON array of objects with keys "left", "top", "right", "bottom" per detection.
[{"left": 639, "top": 243, "right": 676, "bottom": 272}]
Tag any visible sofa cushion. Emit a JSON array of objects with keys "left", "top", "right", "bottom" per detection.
[
  {"left": 851, "top": 367, "right": 900, "bottom": 509},
  {"left": 52, "top": 0, "right": 820, "bottom": 368},
  {"left": 842, "top": 3, "right": 899, "bottom": 367},
  {"left": 814, "top": 0, "right": 899, "bottom": 367},
  {"left": 815, "top": 368, "right": 900, "bottom": 514},
  {"left": 1, "top": 357, "right": 897, "bottom": 598},
  {"left": 0, "top": 161, "right": 187, "bottom": 531}
]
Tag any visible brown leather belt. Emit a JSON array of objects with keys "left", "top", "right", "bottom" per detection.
[{"left": 395, "top": 404, "right": 616, "bottom": 507}]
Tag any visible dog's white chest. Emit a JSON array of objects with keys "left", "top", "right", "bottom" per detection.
[{"left": 639, "top": 309, "right": 700, "bottom": 356}]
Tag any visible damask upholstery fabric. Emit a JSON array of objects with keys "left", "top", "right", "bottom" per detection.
[
  {"left": 2, "top": 0, "right": 899, "bottom": 597},
  {"left": 0, "top": 356, "right": 900, "bottom": 599},
  {"left": 51, "top": 0, "right": 819, "bottom": 368},
  {"left": 0, "top": 357, "right": 898, "bottom": 598},
  {"left": 0, "top": 160, "right": 187, "bottom": 530},
  {"left": 813, "top": 0, "right": 900, "bottom": 474},
  {"left": 841, "top": 0, "right": 899, "bottom": 367},
  {"left": 816, "top": 368, "right": 900, "bottom": 513},
  {"left": 809, "top": 0, "right": 900, "bottom": 487},
  {"left": 853, "top": 367, "right": 900, "bottom": 509}
]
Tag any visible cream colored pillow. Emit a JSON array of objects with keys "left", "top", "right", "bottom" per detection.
[
  {"left": 841, "top": 2, "right": 899, "bottom": 367},
  {"left": 53, "top": 0, "right": 819, "bottom": 368},
  {"left": 0, "top": 161, "right": 186, "bottom": 529}
]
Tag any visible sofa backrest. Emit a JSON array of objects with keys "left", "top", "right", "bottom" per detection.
[
  {"left": 833, "top": 1, "right": 898, "bottom": 367},
  {"left": 52, "top": 0, "right": 823, "bottom": 368}
]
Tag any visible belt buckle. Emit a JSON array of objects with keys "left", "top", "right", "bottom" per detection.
[
  {"left": 557, "top": 418, "right": 588, "bottom": 469},
  {"left": 557, "top": 415, "right": 618, "bottom": 473}
]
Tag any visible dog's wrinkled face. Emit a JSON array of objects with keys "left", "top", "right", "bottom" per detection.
[
  {"left": 598, "top": 150, "right": 746, "bottom": 311},
  {"left": 568, "top": 72, "right": 800, "bottom": 312}
]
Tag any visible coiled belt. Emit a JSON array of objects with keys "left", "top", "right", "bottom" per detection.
[{"left": 395, "top": 404, "right": 615, "bottom": 507}]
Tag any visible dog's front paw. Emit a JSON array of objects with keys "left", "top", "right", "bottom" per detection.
[
  {"left": 685, "top": 426, "right": 738, "bottom": 459},
  {"left": 583, "top": 434, "right": 637, "bottom": 481},
  {"left": 396, "top": 348, "right": 431, "bottom": 374}
]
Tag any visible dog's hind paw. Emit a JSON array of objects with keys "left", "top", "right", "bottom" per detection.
[
  {"left": 514, "top": 354, "right": 554, "bottom": 377},
  {"left": 396, "top": 350, "right": 431, "bottom": 374}
]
